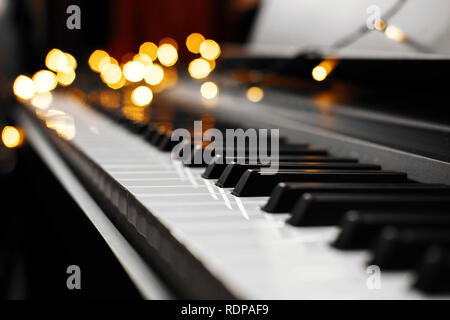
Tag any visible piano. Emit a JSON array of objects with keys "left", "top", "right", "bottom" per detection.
[{"left": 5, "top": 0, "right": 450, "bottom": 299}]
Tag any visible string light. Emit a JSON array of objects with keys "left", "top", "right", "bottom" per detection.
[
  {"left": 131, "top": 86, "right": 153, "bottom": 106},
  {"left": 88, "top": 50, "right": 109, "bottom": 72},
  {"left": 123, "top": 61, "right": 146, "bottom": 82},
  {"left": 133, "top": 53, "right": 153, "bottom": 67},
  {"left": 13, "top": 75, "right": 35, "bottom": 100},
  {"left": 139, "top": 42, "right": 158, "bottom": 61},
  {"left": 188, "top": 58, "right": 211, "bottom": 79},
  {"left": 199, "top": 39, "right": 221, "bottom": 60},
  {"left": 385, "top": 25, "right": 406, "bottom": 42},
  {"left": 1, "top": 126, "right": 23, "bottom": 148},
  {"left": 246, "top": 86, "right": 264, "bottom": 102},
  {"left": 200, "top": 82, "right": 218, "bottom": 99},
  {"left": 312, "top": 59, "right": 338, "bottom": 82},
  {"left": 32, "top": 70, "right": 57, "bottom": 93},
  {"left": 144, "top": 63, "right": 164, "bottom": 85},
  {"left": 158, "top": 37, "right": 178, "bottom": 51},
  {"left": 101, "top": 64, "right": 122, "bottom": 85},
  {"left": 186, "top": 33, "right": 205, "bottom": 54},
  {"left": 157, "top": 44, "right": 178, "bottom": 67},
  {"left": 57, "top": 70, "right": 76, "bottom": 86}
]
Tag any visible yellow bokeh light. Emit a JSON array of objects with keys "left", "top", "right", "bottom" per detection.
[
  {"left": 101, "top": 64, "right": 122, "bottom": 85},
  {"left": 385, "top": 25, "right": 406, "bottom": 42},
  {"left": 31, "top": 92, "right": 53, "bottom": 110},
  {"left": 139, "top": 42, "right": 158, "bottom": 61},
  {"left": 57, "top": 69, "right": 76, "bottom": 86},
  {"left": 2, "top": 126, "right": 23, "bottom": 148},
  {"left": 186, "top": 33, "right": 205, "bottom": 54},
  {"left": 312, "top": 59, "right": 338, "bottom": 82},
  {"left": 312, "top": 66, "right": 328, "bottom": 81},
  {"left": 133, "top": 53, "right": 153, "bottom": 67},
  {"left": 13, "top": 75, "right": 35, "bottom": 100},
  {"left": 106, "top": 76, "right": 126, "bottom": 90},
  {"left": 144, "top": 63, "right": 164, "bottom": 85},
  {"left": 199, "top": 39, "right": 221, "bottom": 60},
  {"left": 64, "top": 53, "right": 77, "bottom": 70},
  {"left": 123, "top": 61, "right": 146, "bottom": 82},
  {"left": 46, "top": 49, "right": 68, "bottom": 72},
  {"left": 246, "top": 86, "right": 264, "bottom": 102},
  {"left": 131, "top": 86, "right": 153, "bottom": 106},
  {"left": 32, "top": 70, "right": 57, "bottom": 93},
  {"left": 188, "top": 58, "right": 211, "bottom": 79},
  {"left": 157, "top": 44, "right": 178, "bottom": 67},
  {"left": 375, "top": 20, "right": 386, "bottom": 31},
  {"left": 88, "top": 50, "right": 109, "bottom": 72},
  {"left": 200, "top": 82, "right": 218, "bottom": 99}
]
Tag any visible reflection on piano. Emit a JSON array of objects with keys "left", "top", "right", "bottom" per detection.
[{"left": 3, "top": 0, "right": 450, "bottom": 300}]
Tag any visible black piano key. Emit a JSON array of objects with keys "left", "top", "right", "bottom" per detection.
[
  {"left": 263, "top": 182, "right": 450, "bottom": 213},
  {"left": 232, "top": 170, "right": 408, "bottom": 197},
  {"left": 288, "top": 193, "right": 450, "bottom": 226},
  {"left": 414, "top": 246, "right": 450, "bottom": 294},
  {"left": 201, "top": 156, "right": 360, "bottom": 179},
  {"left": 370, "top": 227, "right": 450, "bottom": 270},
  {"left": 216, "top": 162, "right": 382, "bottom": 188},
  {"left": 186, "top": 147, "right": 329, "bottom": 167},
  {"left": 333, "top": 210, "right": 450, "bottom": 250}
]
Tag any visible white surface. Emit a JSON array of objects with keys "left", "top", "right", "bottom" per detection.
[
  {"left": 249, "top": 0, "right": 450, "bottom": 57},
  {"left": 31, "top": 93, "right": 447, "bottom": 299}
]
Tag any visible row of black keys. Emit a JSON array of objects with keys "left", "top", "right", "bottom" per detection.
[{"left": 101, "top": 109, "right": 450, "bottom": 295}]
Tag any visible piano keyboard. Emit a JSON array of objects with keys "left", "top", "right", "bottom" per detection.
[{"left": 18, "top": 92, "right": 450, "bottom": 299}]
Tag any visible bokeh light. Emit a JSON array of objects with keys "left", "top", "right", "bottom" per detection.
[
  {"left": 32, "top": 70, "right": 57, "bottom": 93},
  {"left": 246, "top": 86, "right": 264, "bottom": 102},
  {"left": 31, "top": 92, "right": 53, "bottom": 110},
  {"left": 199, "top": 39, "right": 221, "bottom": 60},
  {"left": 13, "top": 75, "right": 35, "bottom": 100},
  {"left": 385, "top": 25, "right": 406, "bottom": 42},
  {"left": 188, "top": 58, "right": 211, "bottom": 79},
  {"left": 157, "top": 44, "right": 178, "bottom": 67},
  {"left": 57, "top": 69, "right": 76, "bottom": 86},
  {"left": 2, "top": 126, "right": 23, "bottom": 148},
  {"left": 131, "top": 86, "right": 153, "bottom": 106},
  {"left": 200, "top": 82, "right": 218, "bottom": 99},
  {"left": 312, "top": 66, "right": 328, "bottom": 81},
  {"left": 144, "top": 63, "right": 164, "bottom": 85},
  {"left": 88, "top": 50, "right": 110, "bottom": 72},
  {"left": 186, "top": 33, "right": 205, "bottom": 54},
  {"left": 139, "top": 42, "right": 158, "bottom": 61},
  {"left": 123, "top": 61, "right": 146, "bottom": 82}
]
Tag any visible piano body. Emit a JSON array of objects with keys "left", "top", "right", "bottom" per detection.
[{"left": 3, "top": 0, "right": 450, "bottom": 299}]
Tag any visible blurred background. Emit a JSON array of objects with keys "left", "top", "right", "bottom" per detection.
[
  {"left": 1, "top": 0, "right": 450, "bottom": 299},
  {"left": 0, "top": 0, "right": 261, "bottom": 300}
]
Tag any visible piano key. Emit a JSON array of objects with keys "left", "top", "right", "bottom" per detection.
[
  {"left": 232, "top": 170, "right": 408, "bottom": 197},
  {"left": 201, "top": 156, "right": 360, "bottom": 179},
  {"left": 414, "top": 246, "right": 450, "bottom": 294},
  {"left": 263, "top": 182, "right": 450, "bottom": 213},
  {"left": 216, "top": 162, "right": 382, "bottom": 188},
  {"left": 370, "top": 227, "right": 450, "bottom": 270},
  {"left": 186, "top": 147, "right": 329, "bottom": 167},
  {"left": 333, "top": 210, "right": 450, "bottom": 250},
  {"left": 288, "top": 193, "right": 450, "bottom": 226}
]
